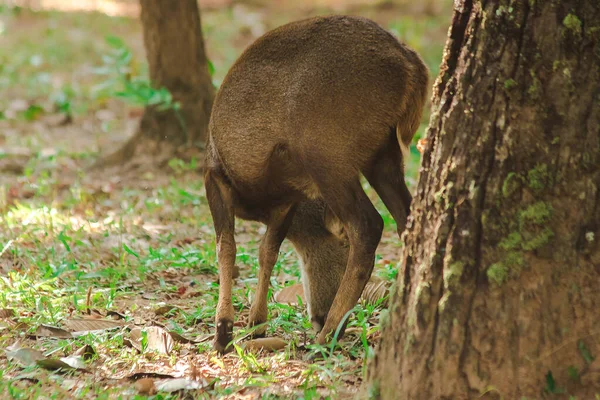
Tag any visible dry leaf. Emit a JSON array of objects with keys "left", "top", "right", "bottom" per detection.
[
  {"left": 5, "top": 347, "right": 45, "bottom": 366},
  {"left": 168, "top": 331, "right": 198, "bottom": 344},
  {"left": 154, "top": 305, "right": 178, "bottom": 316},
  {"left": 37, "top": 355, "right": 88, "bottom": 372},
  {"left": 32, "top": 325, "right": 72, "bottom": 338},
  {"left": 74, "top": 344, "right": 96, "bottom": 360},
  {"left": 274, "top": 284, "right": 305, "bottom": 305},
  {"left": 135, "top": 378, "right": 157, "bottom": 395},
  {"left": 0, "top": 308, "right": 15, "bottom": 319},
  {"left": 155, "top": 378, "right": 206, "bottom": 392},
  {"left": 63, "top": 318, "right": 125, "bottom": 335},
  {"left": 275, "top": 281, "right": 390, "bottom": 307},
  {"left": 0, "top": 321, "right": 11, "bottom": 332},
  {"left": 130, "top": 326, "right": 174, "bottom": 355},
  {"left": 361, "top": 281, "right": 390, "bottom": 306},
  {"left": 243, "top": 337, "right": 287, "bottom": 352},
  {"left": 85, "top": 309, "right": 105, "bottom": 318},
  {"left": 11, "top": 372, "right": 39, "bottom": 383},
  {"left": 12, "top": 321, "right": 30, "bottom": 332},
  {"left": 5, "top": 344, "right": 87, "bottom": 372},
  {"left": 127, "top": 372, "right": 176, "bottom": 380},
  {"left": 36, "top": 358, "right": 75, "bottom": 371},
  {"left": 106, "top": 310, "right": 127, "bottom": 320}
]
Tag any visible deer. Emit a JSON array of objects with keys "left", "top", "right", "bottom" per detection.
[{"left": 204, "top": 15, "right": 429, "bottom": 354}]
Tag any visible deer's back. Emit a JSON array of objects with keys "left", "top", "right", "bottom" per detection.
[{"left": 208, "top": 15, "right": 427, "bottom": 210}]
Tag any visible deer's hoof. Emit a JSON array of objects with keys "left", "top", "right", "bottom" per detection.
[
  {"left": 214, "top": 319, "right": 234, "bottom": 354},
  {"left": 249, "top": 329, "right": 266, "bottom": 339},
  {"left": 247, "top": 318, "right": 267, "bottom": 338},
  {"left": 316, "top": 330, "right": 328, "bottom": 346}
]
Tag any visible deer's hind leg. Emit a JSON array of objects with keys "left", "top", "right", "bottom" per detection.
[
  {"left": 248, "top": 204, "right": 297, "bottom": 337},
  {"left": 205, "top": 167, "right": 237, "bottom": 354},
  {"left": 362, "top": 134, "right": 413, "bottom": 238}
]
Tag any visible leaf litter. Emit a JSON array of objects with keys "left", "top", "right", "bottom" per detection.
[{"left": 6, "top": 344, "right": 88, "bottom": 373}]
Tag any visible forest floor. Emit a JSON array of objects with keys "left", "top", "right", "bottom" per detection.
[{"left": 0, "top": 1, "right": 451, "bottom": 398}]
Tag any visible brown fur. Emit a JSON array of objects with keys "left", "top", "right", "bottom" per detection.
[{"left": 204, "top": 15, "right": 428, "bottom": 353}]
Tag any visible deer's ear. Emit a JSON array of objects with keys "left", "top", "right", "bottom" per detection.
[{"left": 323, "top": 207, "right": 347, "bottom": 241}]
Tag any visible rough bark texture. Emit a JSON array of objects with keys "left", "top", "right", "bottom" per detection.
[
  {"left": 139, "top": 0, "right": 214, "bottom": 146},
  {"left": 97, "top": 0, "right": 214, "bottom": 167},
  {"left": 365, "top": 0, "right": 600, "bottom": 399}
]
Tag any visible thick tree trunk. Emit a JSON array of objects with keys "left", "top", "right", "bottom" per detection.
[
  {"left": 366, "top": 0, "right": 599, "bottom": 399},
  {"left": 138, "top": 0, "right": 214, "bottom": 146},
  {"left": 97, "top": 0, "right": 214, "bottom": 168}
]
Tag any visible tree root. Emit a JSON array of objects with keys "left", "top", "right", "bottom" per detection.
[{"left": 90, "top": 130, "right": 205, "bottom": 173}]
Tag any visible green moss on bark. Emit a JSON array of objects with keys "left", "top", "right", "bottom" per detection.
[
  {"left": 443, "top": 261, "right": 465, "bottom": 289},
  {"left": 502, "top": 172, "right": 522, "bottom": 197},
  {"left": 563, "top": 14, "right": 582, "bottom": 37}
]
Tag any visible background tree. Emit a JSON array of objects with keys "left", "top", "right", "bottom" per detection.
[
  {"left": 98, "top": 0, "right": 215, "bottom": 167},
  {"left": 365, "top": 0, "right": 599, "bottom": 398}
]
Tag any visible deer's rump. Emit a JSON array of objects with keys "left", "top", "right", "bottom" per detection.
[{"left": 207, "top": 15, "right": 426, "bottom": 206}]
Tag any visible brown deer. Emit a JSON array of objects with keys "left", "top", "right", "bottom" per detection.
[{"left": 204, "top": 15, "right": 428, "bottom": 353}]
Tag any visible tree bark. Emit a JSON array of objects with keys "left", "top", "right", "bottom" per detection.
[
  {"left": 365, "top": 0, "right": 600, "bottom": 399},
  {"left": 97, "top": 0, "right": 215, "bottom": 167}
]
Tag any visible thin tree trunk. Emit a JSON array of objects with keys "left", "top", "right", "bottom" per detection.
[
  {"left": 96, "top": 0, "right": 214, "bottom": 168},
  {"left": 365, "top": 0, "right": 600, "bottom": 398}
]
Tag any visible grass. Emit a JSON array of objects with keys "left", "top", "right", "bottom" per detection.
[{"left": 0, "top": 1, "right": 451, "bottom": 398}]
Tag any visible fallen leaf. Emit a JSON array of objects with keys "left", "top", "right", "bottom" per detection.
[
  {"left": 63, "top": 318, "right": 125, "bottom": 335},
  {"left": 275, "top": 280, "right": 390, "bottom": 307},
  {"left": 174, "top": 237, "right": 195, "bottom": 246},
  {"left": 11, "top": 372, "right": 39, "bottom": 383},
  {"left": 0, "top": 321, "right": 11, "bottom": 332},
  {"left": 5, "top": 344, "right": 88, "bottom": 372},
  {"left": 155, "top": 378, "right": 206, "bottom": 392},
  {"left": 106, "top": 310, "right": 127, "bottom": 319},
  {"left": 12, "top": 321, "right": 30, "bottom": 332},
  {"left": 36, "top": 358, "right": 75, "bottom": 371},
  {"left": 5, "top": 347, "right": 45, "bottom": 366},
  {"left": 361, "top": 280, "right": 390, "bottom": 306},
  {"left": 127, "top": 372, "right": 176, "bottom": 380},
  {"left": 130, "top": 326, "right": 174, "bottom": 355},
  {"left": 168, "top": 331, "right": 199, "bottom": 344},
  {"left": 59, "top": 355, "right": 86, "bottom": 369},
  {"left": 74, "top": 344, "right": 96, "bottom": 360},
  {"left": 85, "top": 309, "right": 104, "bottom": 318},
  {"left": 0, "top": 308, "right": 15, "bottom": 319},
  {"left": 39, "top": 148, "right": 58, "bottom": 158},
  {"left": 274, "top": 284, "right": 305, "bottom": 305},
  {"left": 243, "top": 337, "right": 287, "bottom": 352},
  {"left": 36, "top": 356, "right": 88, "bottom": 372},
  {"left": 31, "top": 325, "right": 72, "bottom": 339},
  {"left": 154, "top": 305, "right": 178, "bottom": 316},
  {"left": 180, "top": 290, "right": 203, "bottom": 299}
]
